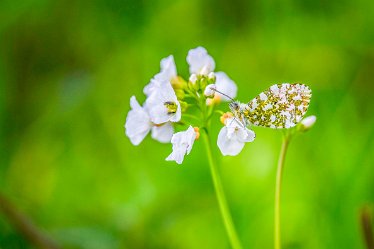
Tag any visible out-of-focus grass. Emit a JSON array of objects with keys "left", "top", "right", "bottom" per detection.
[{"left": 0, "top": 0, "right": 374, "bottom": 248}]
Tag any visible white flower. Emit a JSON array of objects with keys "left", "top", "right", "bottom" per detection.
[
  {"left": 144, "top": 55, "right": 177, "bottom": 96},
  {"left": 166, "top": 126, "right": 197, "bottom": 164},
  {"left": 187, "top": 47, "right": 215, "bottom": 76},
  {"left": 217, "top": 118, "right": 255, "bottom": 156},
  {"left": 299, "top": 115, "right": 316, "bottom": 132},
  {"left": 214, "top": 72, "right": 237, "bottom": 101},
  {"left": 204, "top": 84, "right": 216, "bottom": 98},
  {"left": 125, "top": 96, "right": 152, "bottom": 145},
  {"left": 145, "top": 79, "right": 181, "bottom": 124},
  {"left": 125, "top": 96, "right": 174, "bottom": 145}
]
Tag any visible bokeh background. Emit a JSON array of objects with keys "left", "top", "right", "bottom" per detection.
[{"left": 1, "top": 0, "right": 374, "bottom": 248}]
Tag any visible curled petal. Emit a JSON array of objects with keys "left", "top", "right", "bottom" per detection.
[{"left": 166, "top": 126, "right": 197, "bottom": 164}]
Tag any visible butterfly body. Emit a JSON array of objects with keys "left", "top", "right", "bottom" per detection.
[{"left": 230, "top": 83, "right": 312, "bottom": 129}]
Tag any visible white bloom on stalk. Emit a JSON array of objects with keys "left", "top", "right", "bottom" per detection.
[
  {"left": 299, "top": 115, "right": 316, "bottom": 132},
  {"left": 145, "top": 79, "right": 181, "bottom": 124},
  {"left": 125, "top": 96, "right": 174, "bottom": 145},
  {"left": 144, "top": 55, "right": 177, "bottom": 96},
  {"left": 187, "top": 47, "right": 237, "bottom": 103},
  {"left": 217, "top": 118, "right": 255, "bottom": 156},
  {"left": 166, "top": 126, "right": 197, "bottom": 164},
  {"left": 214, "top": 72, "right": 237, "bottom": 101},
  {"left": 187, "top": 47, "right": 215, "bottom": 76}
]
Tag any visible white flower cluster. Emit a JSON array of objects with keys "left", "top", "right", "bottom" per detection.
[
  {"left": 124, "top": 47, "right": 314, "bottom": 164},
  {"left": 125, "top": 47, "right": 238, "bottom": 164}
]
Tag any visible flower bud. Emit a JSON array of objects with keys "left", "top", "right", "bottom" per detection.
[
  {"left": 298, "top": 115, "right": 316, "bottom": 132},
  {"left": 189, "top": 74, "right": 197, "bottom": 84},
  {"left": 174, "top": 89, "right": 185, "bottom": 100},
  {"left": 171, "top": 76, "right": 187, "bottom": 90},
  {"left": 179, "top": 101, "right": 188, "bottom": 112},
  {"left": 204, "top": 84, "right": 216, "bottom": 98},
  {"left": 208, "top": 72, "right": 216, "bottom": 84}
]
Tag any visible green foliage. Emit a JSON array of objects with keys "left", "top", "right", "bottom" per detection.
[{"left": 1, "top": 0, "right": 374, "bottom": 248}]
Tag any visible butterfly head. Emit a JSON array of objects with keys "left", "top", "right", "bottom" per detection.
[
  {"left": 229, "top": 101, "right": 240, "bottom": 113},
  {"left": 229, "top": 101, "right": 249, "bottom": 126},
  {"left": 209, "top": 87, "right": 248, "bottom": 126}
]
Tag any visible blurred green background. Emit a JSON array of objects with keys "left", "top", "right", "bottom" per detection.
[{"left": 1, "top": 0, "right": 374, "bottom": 248}]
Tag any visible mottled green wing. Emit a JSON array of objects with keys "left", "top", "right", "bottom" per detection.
[{"left": 244, "top": 83, "right": 312, "bottom": 129}]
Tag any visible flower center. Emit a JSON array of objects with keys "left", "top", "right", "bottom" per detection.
[{"left": 164, "top": 101, "right": 178, "bottom": 114}]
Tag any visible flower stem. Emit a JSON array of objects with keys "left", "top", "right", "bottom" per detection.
[
  {"left": 202, "top": 130, "right": 243, "bottom": 249},
  {"left": 274, "top": 133, "right": 291, "bottom": 249},
  {"left": 0, "top": 192, "right": 60, "bottom": 249}
]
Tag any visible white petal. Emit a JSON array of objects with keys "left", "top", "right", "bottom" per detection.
[
  {"left": 238, "top": 129, "right": 256, "bottom": 143},
  {"left": 147, "top": 103, "right": 170, "bottom": 124},
  {"left": 187, "top": 47, "right": 215, "bottom": 75},
  {"left": 143, "top": 78, "right": 169, "bottom": 97},
  {"left": 155, "top": 55, "right": 177, "bottom": 81},
  {"left": 225, "top": 118, "right": 243, "bottom": 138},
  {"left": 125, "top": 96, "right": 152, "bottom": 145},
  {"left": 130, "top": 95, "right": 142, "bottom": 109},
  {"left": 184, "top": 126, "right": 197, "bottom": 155},
  {"left": 217, "top": 127, "right": 245, "bottom": 156},
  {"left": 151, "top": 122, "right": 174, "bottom": 143},
  {"left": 166, "top": 146, "right": 187, "bottom": 164},
  {"left": 215, "top": 72, "right": 237, "bottom": 101}
]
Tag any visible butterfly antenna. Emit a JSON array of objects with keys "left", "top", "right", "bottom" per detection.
[{"left": 209, "top": 87, "right": 234, "bottom": 101}]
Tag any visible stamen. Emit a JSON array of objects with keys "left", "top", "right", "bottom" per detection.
[{"left": 164, "top": 101, "right": 178, "bottom": 114}]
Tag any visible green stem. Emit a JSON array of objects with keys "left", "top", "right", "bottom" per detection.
[
  {"left": 202, "top": 130, "right": 243, "bottom": 249},
  {"left": 274, "top": 134, "right": 291, "bottom": 249}
]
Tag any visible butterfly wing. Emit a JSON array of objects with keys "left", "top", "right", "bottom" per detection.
[{"left": 245, "top": 83, "right": 312, "bottom": 129}]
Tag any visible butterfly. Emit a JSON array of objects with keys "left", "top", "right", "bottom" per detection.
[{"left": 214, "top": 83, "right": 312, "bottom": 129}]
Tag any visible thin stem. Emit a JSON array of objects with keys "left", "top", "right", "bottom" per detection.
[
  {"left": 0, "top": 192, "right": 60, "bottom": 249},
  {"left": 275, "top": 134, "right": 291, "bottom": 249},
  {"left": 202, "top": 130, "right": 243, "bottom": 249}
]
